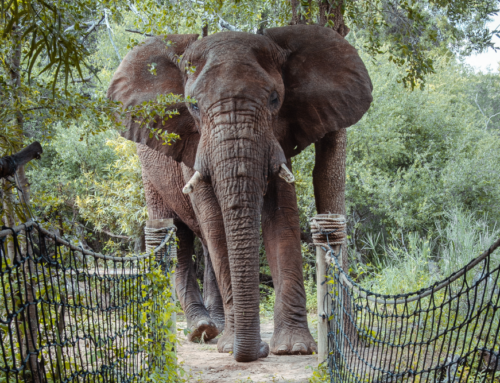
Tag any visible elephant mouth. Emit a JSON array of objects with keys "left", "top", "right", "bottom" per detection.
[{"left": 182, "top": 163, "right": 294, "bottom": 195}]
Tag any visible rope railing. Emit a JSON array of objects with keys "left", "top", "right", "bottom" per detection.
[
  {"left": 0, "top": 220, "right": 176, "bottom": 382},
  {"left": 312, "top": 214, "right": 500, "bottom": 382}
]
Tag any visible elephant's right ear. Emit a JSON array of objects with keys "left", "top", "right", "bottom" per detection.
[{"left": 107, "top": 34, "right": 199, "bottom": 167}]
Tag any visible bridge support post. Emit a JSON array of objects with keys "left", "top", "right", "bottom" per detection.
[{"left": 312, "top": 214, "right": 345, "bottom": 365}]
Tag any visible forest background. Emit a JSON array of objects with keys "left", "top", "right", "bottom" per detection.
[{"left": 1, "top": 0, "right": 500, "bottom": 319}]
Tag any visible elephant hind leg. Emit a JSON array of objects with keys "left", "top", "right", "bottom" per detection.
[
  {"left": 141, "top": 173, "right": 219, "bottom": 342},
  {"left": 202, "top": 242, "right": 225, "bottom": 332},
  {"left": 175, "top": 220, "right": 219, "bottom": 342}
]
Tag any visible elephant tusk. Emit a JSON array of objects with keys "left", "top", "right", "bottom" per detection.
[
  {"left": 278, "top": 164, "right": 295, "bottom": 184},
  {"left": 182, "top": 171, "right": 203, "bottom": 194}
]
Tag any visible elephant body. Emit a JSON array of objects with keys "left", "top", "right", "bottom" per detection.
[{"left": 108, "top": 25, "right": 372, "bottom": 362}]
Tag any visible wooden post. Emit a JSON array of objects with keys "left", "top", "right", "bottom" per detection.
[
  {"left": 315, "top": 214, "right": 344, "bottom": 364},
  {"left": 316, "top": 243, "right": 328, "bottom": 362}
]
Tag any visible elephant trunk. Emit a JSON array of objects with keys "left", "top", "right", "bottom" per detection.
[
  {"left": 212, "top": 148, "right": 265, "bottom": 362},
  {"left": 198, "top": 108, "right": 283, "bottom": 362},
  {"left": 219, "top": 183, "right": 262, "bottom": 362}
]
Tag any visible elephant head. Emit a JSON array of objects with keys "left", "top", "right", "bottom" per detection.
[{"left": 107, "top": 25, "right": 372, "bottom": 362}]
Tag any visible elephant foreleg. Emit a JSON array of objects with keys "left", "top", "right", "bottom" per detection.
[
  {"left": 262, "top": 161, "right": 317, "bottom": 355},
  {"left": 182, "top": 166, "right": 239, "bottom": 353}
]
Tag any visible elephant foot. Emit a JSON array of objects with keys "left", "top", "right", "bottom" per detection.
[
  {"left": 187, "top": 317, "right": 219, "bottom": 342},
  {"left": 270, "top": 326, "right": 317, "bottom": 355},
  {"left": 217, "top": 330, "right": 269, "bottom": 359},
  {"left": 207, "top": 306, "right": 225, "bottom": 332},
  {"left": 217, "top": 328, "right": 234, "bottom": 353}
]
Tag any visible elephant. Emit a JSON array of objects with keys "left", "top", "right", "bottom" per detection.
[{"left": 107, "top": 24, "right": 372, "bottom": 362}]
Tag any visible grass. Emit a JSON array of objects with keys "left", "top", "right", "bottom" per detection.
[{"left": 358, "top": 208, "right": 500, "bottom": 296}]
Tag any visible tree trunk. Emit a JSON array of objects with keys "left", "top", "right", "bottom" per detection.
[{"left": 9, "top": 25, "right": 42, "bottom": 383}]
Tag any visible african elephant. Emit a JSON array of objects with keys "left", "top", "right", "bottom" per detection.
[{"left": 107, "top": 24, "right": 372, "bottom": 362}]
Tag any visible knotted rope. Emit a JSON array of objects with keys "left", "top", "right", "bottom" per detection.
[
  {"left": 310, "top": 214, "right": 347, "bottom": 248},
  {"left": 145, "top": 225, "right": 177, "bottom": 261}
]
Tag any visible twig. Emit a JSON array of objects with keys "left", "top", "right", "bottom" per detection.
[
  {"left": 125, "top": 29, "right": 154, "bottom": 37},
  {"left": 82, "top": 16, "right": 105, "bottom": 42},
  {"left": 104, "top": 10, "right": 121, "bottom": 61},
  {"left": 72, "top": 75, "right": 93, "bottom": 83},
  {"left": 475, "top": 93, "right": 487, "bottom": 119},
  {"left": 99, "top": 228, "right": 133, "bottom": 241},
  {"left": 475, "top": 93, "right": 500, "bottom": 130},
  {"left": 72, "top": 221, "right": 134, "bottom": 241},
  {"left": 485, "top": 112, "right": 500, "bottom": 130},
  {"left": 128, "top": 2, "right": 148, "bottom": 24},
  {"left": 218, "top": 16, "right": 241, "bottom": 31}
]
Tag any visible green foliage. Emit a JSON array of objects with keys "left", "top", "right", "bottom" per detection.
[
  {"left": 138, "top": 257, "right": 186, "bottom": 382},
  {"left": 28, "top": 122, "right": 117, "bottom": 215},
  {"left": 76, "top": 136, "right": 147, "bottom": 238},
  {"left": 359, "top": 208, "right": 500, "bottom": 295},
  {"left": 307, "top": 362, "right": 330, "bottom": 383},
  {"left": 349, "top": 53, "right": 500, "bottom": 234},
  {"left": 294, "top": 51, "right": 500, "bottom": 261}
]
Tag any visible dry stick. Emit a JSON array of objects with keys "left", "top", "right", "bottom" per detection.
[{"left": 104, "top": 9, "right": 121, "bottom": 61}]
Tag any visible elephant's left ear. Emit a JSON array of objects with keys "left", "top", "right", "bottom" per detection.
[{"left": 264, "top": 25, "right": 373, "bottom": 157}]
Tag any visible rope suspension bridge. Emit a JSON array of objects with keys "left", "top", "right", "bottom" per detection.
[
  {"left": 0, "top": 144, "right": 499, "bottom": 382},
  {"left": 0, "top": 219, "right": 177, "bottom": 382},
  {"left": 311, "top": 214, "right": 500, "bottom": 383}
]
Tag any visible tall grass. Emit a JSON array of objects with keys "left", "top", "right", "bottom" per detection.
[{"left": 361, "top": 208, "right": 500, "bottom": 295}]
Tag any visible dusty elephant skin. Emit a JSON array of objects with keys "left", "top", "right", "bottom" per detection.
[{"left": 107, "top": 24, "right": 372, "bottom": 362}]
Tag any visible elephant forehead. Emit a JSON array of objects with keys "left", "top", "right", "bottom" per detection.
[
  {"left": 185, "top": 32, "right": 277, "bottom": 60},
  {"left": 183, "top": 32, "right": 286, "bottom": 71},
  {"left": 186, "top": 61, "right": 278, "bottom": 104}
]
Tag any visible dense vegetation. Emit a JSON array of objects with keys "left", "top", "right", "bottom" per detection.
[
  {"left": 1, "top": 0, "right": 499, "bottom": 288},
  {"left": 0, "top": 0, "right": 499, "bottom": 380}
]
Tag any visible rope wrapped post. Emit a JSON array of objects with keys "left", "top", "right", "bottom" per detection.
[
  {"left": 310, "top": 214, "right": 346, "bottom": 363},
  {"left": 145, "top": 219, "right": 177, "bottom": 339}
]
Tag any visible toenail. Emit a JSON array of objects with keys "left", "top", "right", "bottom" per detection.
[
  {"left": 198, "top": 320, "right": 209, "bottom": 326},
  {"left": 292, "top": 343, "right": 307, "bottom": 353},
  {"left": 277, "top": 345, "right": 288, "bottom": 352},
  {"left": 223, "top": 344, "right": 233, "bottom": 352}
]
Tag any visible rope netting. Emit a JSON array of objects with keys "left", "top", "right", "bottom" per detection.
[
  {"left": 0, "top": 220, "right": 176, "bottom": 383},
  {"left": 314, "top": 217, "right": 500, "bottom": 383}
]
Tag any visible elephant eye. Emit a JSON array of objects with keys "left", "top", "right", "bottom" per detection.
[
  {"left": 191, "top": 102, "right": 199, "bottom": 111},
  {"left": 269, "top": 91, "right": 280, "bottom": 109}
]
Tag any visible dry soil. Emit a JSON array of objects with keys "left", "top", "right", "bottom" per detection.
[{"left": 177, "top": 317, "right": 318, "bottom": 383}]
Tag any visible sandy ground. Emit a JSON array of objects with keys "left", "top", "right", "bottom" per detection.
[{"left": 177, "top": 317, "right": 319, "bottom": 383}]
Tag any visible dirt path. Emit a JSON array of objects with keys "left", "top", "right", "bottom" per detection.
[{"left": 177, "top": 318, "right": 318, "bottom": 383}]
